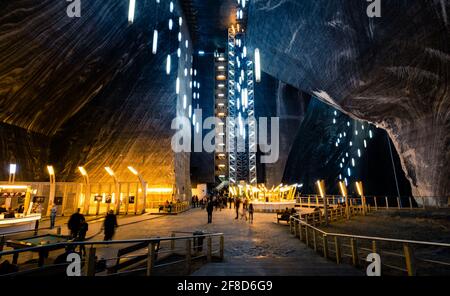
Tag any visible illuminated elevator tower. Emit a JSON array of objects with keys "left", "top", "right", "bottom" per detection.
[
  {"left": 227, "top": 23, "right": 257, "bottom": 186},
  {"left": 214, "top": 51, "right": 229, "bottom": 184}
]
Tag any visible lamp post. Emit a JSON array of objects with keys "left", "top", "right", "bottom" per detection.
[
  {"left": 46, "top": 166, "right": 56, "bottom": 217},
  {"left": 355, "top": 181, "right": 366, "bottom": 215},
  {"left": 78, "top": 167, "right": 90, "bottom": 215},
  {"left": 8, "top": 164, "right": 16, "bottom": 184},
  {"left": 316, "top": 180, "right": 328, "bottom": 225},
  {"left": 339, "top": 181, "right": 350, "bottom": 219},
  {"left": 127, "top": 166, "right": 147, "bottom": 214},
  {"left": 105, "top": 167, "right": 121, "bottom": 215}
]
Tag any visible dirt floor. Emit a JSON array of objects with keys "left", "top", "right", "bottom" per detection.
[{"left": 318, "top": 209, "right": 450, "bottom": 275}]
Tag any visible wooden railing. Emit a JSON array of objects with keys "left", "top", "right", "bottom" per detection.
[
  {"left": 297, "top": 195, "right": 449, "bottom": 210},
  {"left": 0, "top": 232, "right": 224, "bottom": 276},
  {"left": 289, "top": 215, "right": 450, "bottom": 276}
]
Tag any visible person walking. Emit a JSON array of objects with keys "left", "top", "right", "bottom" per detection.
[
  {"left": 235, "top": 197, "right": 240, "bottom": 219},
  {"left": 241, "top": 203, "right": 248, "bottom": 221},
  {"left": 248, "top": 203, "right": 254, "bottom": 224},
  {"left": 103, "top": 210, "right": 118, "bottom": 241},
  {"left": 49, "top": 204, "right": 58, "bottom": 229},
  {"left": 68, "top": 208, "right": 84, "bottom": 239},
  {"left": 77, "top": 217, "right": 88, "bottom": 256},
  {"left": 206, "top": 199, "right": 214, "bottom": 224}
]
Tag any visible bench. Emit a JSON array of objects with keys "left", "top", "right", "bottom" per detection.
[
  {"left": 107, "top": 240, "right": 160, "bottom": 274},
  {"left": 277, "top": 212, "right": 291, "bottom": 224},
  {"left": 158, "top": 205, "right": 173, "bottom": 213}
]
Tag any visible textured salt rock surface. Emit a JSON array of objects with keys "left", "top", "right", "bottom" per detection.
[
  {"left": 0, "top": 0, "right": 192, "bottom": 195},
  {"left": 247, "top": 0, "right": 449, "bottom": 205}
]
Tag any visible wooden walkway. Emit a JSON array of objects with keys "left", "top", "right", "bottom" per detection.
[{"left": 192, "top": 255, "right": 362, "bottom": 276}]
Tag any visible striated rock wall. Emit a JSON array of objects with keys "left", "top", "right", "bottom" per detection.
[
  {"left": 0, "top": 0, "right": 193, "bottom": 198},
  {"left": 247, "top": 0, "right": 449, "bottom": 206}
]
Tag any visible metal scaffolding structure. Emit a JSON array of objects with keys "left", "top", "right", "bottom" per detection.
[{"left": 227, "top": 25, "right": 257, "bottom": 186}]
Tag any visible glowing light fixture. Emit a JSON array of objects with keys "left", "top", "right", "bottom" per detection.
[
  {"left": 169, "top": 19, "right": 173, "bottom": 30},
  {"left": 127, "top": 166, "right": 138, "bottom": 176},
  {"left": 78, "top": 166, "right": 87, "bottom": 176},
  {"left": 0, "top": 185, "right": 27, "bottom": 189},
  {"left": 339, "top": 181, "right": 347, "bottom": 198},
  {"left": 128, "top": 0, "right": 136, "bottom": 24},
  {"left": 166, "top": 55, "right": 171, "bottom": 75},
  {"left": 47, "top": 165, "right": 55, "bottom": 176},
  {"left": 105, "top": 167, "right": 115, "bottom": 177},
  {"left": 316, "top": 180, "right": 325, "bottom": 198},
  {"left": 9, "top": 164, "right": 17, "bottom": 175},
  {"left": 198, "top": 50, "right": 205, "bottom": 56},
  {"left": 254, "top": 48, "right": 261, "bottom": 82},
  {"left": 355, "top": 181, "right": 364, "bottom": 197},
  {"left": 179, "top": 17, "right": 182, "bottom": 26},
  {"left": 169, "top": 1, "right": 174, "bottom": 13},
  {"left": 152, "top": 30, "right": 158, "bottom": 54}
]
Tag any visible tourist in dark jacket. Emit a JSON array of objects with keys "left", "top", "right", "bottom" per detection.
[
  {"left": 77, "top": 218, "right": 89, "bottom": 256},
  {"left": 103, "top": 210, "right": 118, "bottom": 241},
  {"left": 68, "top": 208, "right": 84, "bottom": 239},
  {"left": 249, "top": 203, "right": 254, "bottom": 224},
  {"left": 206, "top": 200, "right": 214, "bottom": 224}
]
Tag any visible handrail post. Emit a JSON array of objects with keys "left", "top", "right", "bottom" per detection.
[
  {"left": 171, "top": 232, "right": 175, "bottom": 250},
  {"left": 409, "top": 197, "right": 413, "bottom": 209},
  {"left": 397, "top": 197, "right": 401, "bottom": 209},
  {"left": 0, "top": 236, "right": 4, "bottom": 259},
  {"left": 147, "top": 242, "right": 156, "bottom": 276},
  {"left": 308, "top": 197, "right": 311, "bottom": 208},
  {"left": 185, "top": 239, "right": 192, "bottom": 274},
  {"left": 350, "top": 238, "right": 358, "bottom": 266},
  {"left": 289, "top": 217, "right": 293, "bottom": 234},
  {"left": 305, "top": 226, "right": 309, "bottom": 247},
  {"left": 372, "top": 240, "right": 377, "bottom": 254},
  {"left": 207, "top": 237, "right": 212, "bottom": 262},
  {"left": 57, "top": 226, "right": 61, "bottom": 235},
  {"left": 403, "top": 243, "right": 416, "bottom": 276},
  {"left": 385, "top": 196, "right": 389, "bottom": 209},
  {"left": 85, "top": 246, "right": 96, "bottom": 276},
  {"left": 313, "top": 230, "right": 317, "bottom": 252},
  {"left": 322, "top": 234, "right": 328, "bottom": 258},
  {"left": 219, "top": 235, "right": 224, "bottom": 261},
  {"left": 374, "top": 196, "right": 378, "bottom": 211},
  {"left": 298, "top": 221, "right": 303, "bottom": 241},
  {"left": 334, "top": 237, "right": 341, "bottom": 264},
  {"left": 294, "top": 219, "right": 299, "bottom": 237}
]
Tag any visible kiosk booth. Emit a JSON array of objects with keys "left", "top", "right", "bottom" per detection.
[{"left": 0, "top": 184, "right": 41, "bottom": 234}]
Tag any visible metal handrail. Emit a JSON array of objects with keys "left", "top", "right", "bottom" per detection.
[
  {"left": 290, "top": 216, "right": 450, "bottom": 247},
  {"left": 289, "top": 215, "right": 450, "bottom": 275},
  {"left": 0, "top": 233, "right": 224, "bottom": 257}
]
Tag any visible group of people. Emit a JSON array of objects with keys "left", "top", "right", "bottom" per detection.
[
  {"left": 0, "top": 204, "right": 19, "bottom": 219},
  {"left": 67, "top": 208, "right": 118, "bottom": 255},
  {"left": 280, "top": 207, "right": 297, "bottom": 220},
  {"left": 191, "top": 195, "right": 200, "bottom": 208},
  {"left": 202, "top": 195, "right": 255, "bottom": 224}
]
